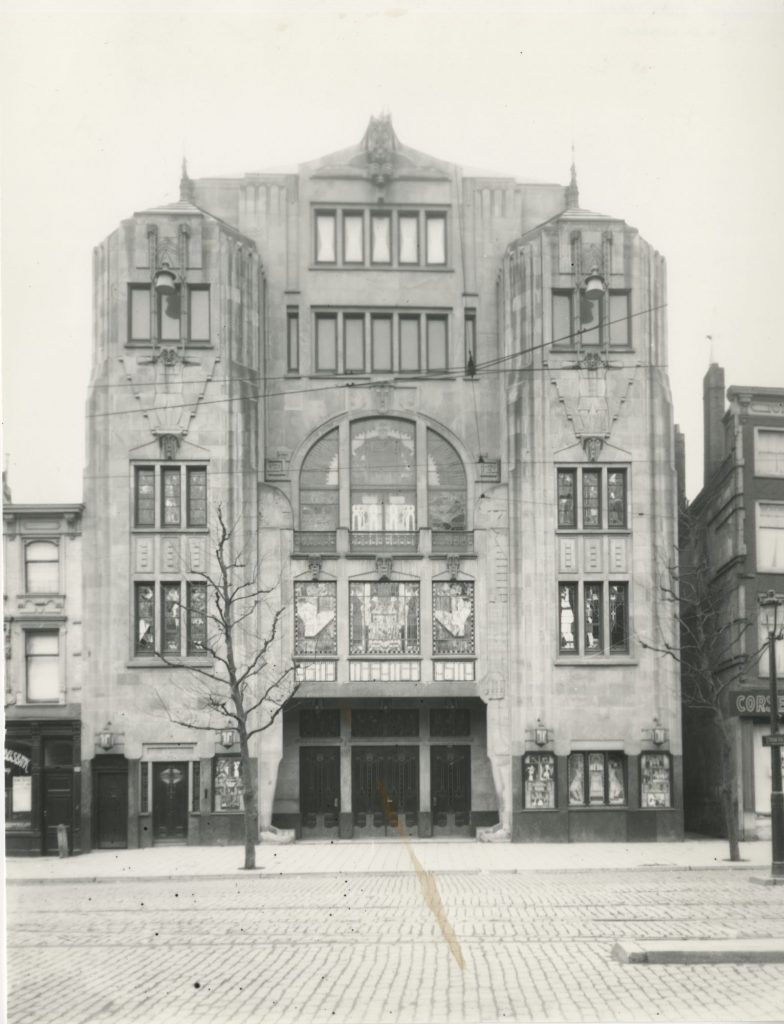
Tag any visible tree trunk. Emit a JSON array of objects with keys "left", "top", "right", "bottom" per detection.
[
  {"left": 716, "top": 715, "right": 741, "bottom": 861},
  {"left": 237, "top": 722, "right": 258, "bottom": 870}
]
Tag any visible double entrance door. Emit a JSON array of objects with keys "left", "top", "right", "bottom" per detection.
[
  {"left": 352, "top": 746, "right": 419, "bottom": 836},
  {"left": 431, "top": 745, "right": 472, "bottom": 836}
]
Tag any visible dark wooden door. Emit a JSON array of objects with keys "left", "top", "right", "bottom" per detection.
[
  {"left": 95, "top": 772, "right": 128, "bottom": 849},
  {"left": 352, "top": 746, "right": 419, "bottom": 836},
  {"left": 41, "top": 771, "right": 73, "bottom": 855},
  {"left": 431, "top": 745, "right": 472, "bottom": 835},
  {"left": 152, "top": 762, "right": 188, "bottom": 843},
  {"left": 300, "top": 747, "right": 340, "bottom": 836}
]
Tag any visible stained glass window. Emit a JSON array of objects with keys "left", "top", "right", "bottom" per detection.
[
  {"left": 607, "top": 470, "right": 627, "bottom": 528},
  {"left": 187, "top": 582, "right": 208, "bottom": 654},
  {"left": 350, "top": 419, "right": 416, "bottom": 532},
  {"left": 568, "top": 752, "right": 626, "bottom": 806},
  {"left": 162, "top": 583, "right": 181, "bottom": 653},
  {"left": 427, "top": 430, "right": 466, "bottom": 531},
  {"left": 135, "top": 468, "right": 155, "bottom": 527},
  {"left": 582, "top": 469, "right": 601, "bottom": 528},
  {"left": 609, "top": 583, "right": 629, "bottom": 653},
  {"left": 300, "top": 429, "right": 339, "bottom": 531},
  {"left": 162, "top": 467, "right": 181, "bottom": 526},
  {"left": 187, "top": 467, "right": 208, "bottom": 527},
  {"left": 559, "top": 583, "right": 578, "bottom": 653},
  {"left": 349, "top": 581, "right": 420, "bottom": 655},
  {"left": 135, "top": 584, "right": 155, "bottom": 654},
  {"left": 557, "top": 469, "right": 576, "bottom": 528},
  {"left": 584, "top": 583, "right": 603, "bottom": 653},
  {"left": 568, "top": 753, "right": 585, "bottom": 805},
  {"left": 430, "top": 708, "right": 471, "bottom": 736},
  {"left": 294, "top": 581, "right": 337, "bottom": 656},
  {"left": 433, "top": 581, "right": 475, "bottom": 655},
  {"left": 523, "top": 753, "right": 556, "bottom": 809}
]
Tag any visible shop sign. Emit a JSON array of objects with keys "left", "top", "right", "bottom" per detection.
[
  {"left": 5, "top": 748, "right": 31, "bottom": 772},
  {"left": 733, "top": 692, "right": 784, "bottom": 716},
  {"left": 762, "top": 735, "right": 784, "bottom": 747}
]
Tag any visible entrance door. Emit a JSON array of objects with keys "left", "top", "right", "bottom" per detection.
[
  {"left": 431, "top": 745, "right": 472, "bottom": 836},
  {"left": 300, "top": 747, "right": 340, "bottom": 837},
  {"left": 152, "top": 762, "right": 188, "bottom": 843},
  {"left": 95, "top": 771, "right": 128, "bottom": 848},
  {"left": 352, "top": 746, "right": 419, "bottom": 836},
  {"left": 41, "top": 737, "right": 74, "bottom": 856}
]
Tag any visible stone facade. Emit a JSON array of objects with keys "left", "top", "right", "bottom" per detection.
[{"left": 76, "top": 116, "right": 682, "bottom": 849}]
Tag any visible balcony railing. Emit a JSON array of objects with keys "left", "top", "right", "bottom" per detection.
[
  {"left": 293, "top": 531, "right": 337, "bottom": 554},
  {"left": 349, "top": 530, "right": 419, "bottom": 553},
  {"left": 431, "top": 531, "right": 474, "bottom": 553}
]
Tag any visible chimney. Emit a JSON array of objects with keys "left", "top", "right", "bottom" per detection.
[
  {"left": 673, "top": 425, "right": 686, "bottom": 508},
  {"left": 703, "top": 363, "right": 725, "bottom": 484}
]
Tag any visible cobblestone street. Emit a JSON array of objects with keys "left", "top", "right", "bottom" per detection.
[{"left": 7, "top": 866, "right": 784, "bottom": 1024}]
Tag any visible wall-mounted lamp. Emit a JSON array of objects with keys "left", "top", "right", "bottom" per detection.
[
  {"left": 534, "top": 719, "right": 549, "bottom": 747},
  {"left": 97, "top": 723, "right": 115, "bottom": 751},
  {"left": 219, "top": 728, "right": 238, "bottom": 749},
  {"left": 652, "top": 718, "right": 667, "bottom": 746},
  {"left": 153, "top": 266, "right": 178, "bottom": 294},
  {"left": 583, "top": 266, "right": 606, "bottom": 300}
]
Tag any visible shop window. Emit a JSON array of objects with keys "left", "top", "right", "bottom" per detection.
[
  {"left": 425, "top": 213, "right": 446, "bottom": 265},
  {"left": 433, "top": 581, "right": 475, "bottom": 655},
  {"left": 430, "top": 708, "right": 471, "bottom": 737},
  {"left": 351, "top": 708, "right": 419, "bottom": 737},
  {"left": 758, "top": 502, "right": 784, "bottom": 572},
  {"left": 556, "top": 467, "right": 628, "bottom": 530},
  {"left": 25, "top": 630, "right": 60, "bottom": 702},
  {"left": 315, "top": 212, "right": 336, "bottom": 263},
  {"left": 25, "top": 541, "right": 59, "bottom": 593},
  {"left": 370, "top": 212, "right": 392, "bottom": 264},
  {"left": 294, "top": 581, "right": 337, "bottom": 656},
  {"left": 523, "top": 753, "right": 556, "bottom": 809},
  {"left": 426, "top": 316, "right": 448, "bottom": 371},
  {"left": 427, "top": 430, "right": 467, "bottom": 531},
  {"left": 5, "top": 740, "right": 33, "bottom": 830},
  {"left": 558, "top": 582, "right": 629, "bottom": 656},
  {"left": 398, "top": 213, "right": 419, "bottom": 264},
  {"left": 287, "top": 309, "right": 300, "bottom": 373},
  {"left": 189, "top": 287, "right": 210, "bottom": 343},
  {"left": 299, "top": 708, "right": 341, "bottom": 738},
  {"left": 315, "top": 314, "right": 338, "bottom": 372},
  {"left": 349, "top": 581, "right": 420, "bottom": 655},
  {"left": 756, "top": 429, "right": 784, "bottom": 477},
  {"left": 640, "top": 752, "right": 672, "bottom": 808},
  {"left": 300, "top": 429, "right": 339, "bottom": 530},
  {"left": 343, "top": 211, "right": 364, "bottom": 264},
  {"left": 350, "top": 419, "right": 416, "bottom": 531},
  {"left": 213, "top": 756, "right": 243, "bottom": 811},
  {"left": 568, "top": 752, "right": 626, "bottom": 806},
  {"left": 129, "top": 285, "right": 152, "bottom": 342},
  {"left": 134, "top": 464, "right": 208, "bottom": 530}
]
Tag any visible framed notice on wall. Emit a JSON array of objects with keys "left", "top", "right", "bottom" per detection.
[{"left": 12, "top": 775, "right": 32, "bottom": 813}]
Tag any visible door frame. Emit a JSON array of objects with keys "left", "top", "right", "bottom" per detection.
[{"left": 92, "top": 755, "right": 129, "bottom": 849}]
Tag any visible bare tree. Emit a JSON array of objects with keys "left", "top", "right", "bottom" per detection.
[
  {"left": 640, "top": 512, "right": 763, "bottom": 861},
  {"left": 155, "top": 506, "right": 296, "bottom": 869}
]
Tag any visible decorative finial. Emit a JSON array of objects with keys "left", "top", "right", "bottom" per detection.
[
  {"left": 566, "top": 145, "right": 579, "bottom": 208},
  {"left": 180, "top": 158, "right": 194, "bottom": 202}
]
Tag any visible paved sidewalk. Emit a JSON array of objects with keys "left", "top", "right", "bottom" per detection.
[{"left": 4, "top": 836, "right": 775, "bottom": 882}]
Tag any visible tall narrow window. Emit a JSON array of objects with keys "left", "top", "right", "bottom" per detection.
[
  {"left": 315, "top": 213, "right": 336, "bottom": 263},
  {"left": 398, "top": 213, "right": 419, "bottom": 264},
  {"left": 370, "top": 213, "right": 391, "bottom": 264},
  {"left": 582, "top": 469, "right": 601, "bottom": 528},
  {"left": 425, "top": 213, "right": 446, "bottom": 265},
  {"left": 584, "top": 583, "right": 603, "bottom": 653},
  {"left": 25, "top": 541, "right": 59, "bottom": 593},
  {"left": 399, "top": 316, "right": 420, "bottom": 372},
  {"left": 465, "top": 310, "right": 476, "bottom": 371},
  {"left": 129, "top": 286, "right": 152, "bottom": 342},
  {"left": 557, "top": 470, "right": 577, "bottom": 528},
  {"left": 189, "top": 287, "right": 210, "bottom": 342},
  {"left": 559, "top": 583, "right": 577, "bottom": 653},
  {"left": 187, "top": 582, "right": 208, "bottom": 654},
  {"left": 300, "top": 430, "right": 339, "bottom": 530},
  {"left": 287, "top": 310, "right": 299, "bottom": 373},
  {"left": 162, "top": 583, "right": 181, "bottom": 654},
  {"left": 609, "top": 583, "right": 629, "bottom": 654},
  {"left": 343, "top": 212, "right": 364, "bottom": 263},
  {"left": 609, "top": 292, "right": 630, "bottom": 347},
  {"left": 344, "top": 315, "right": 365, "bottom": 373},
  {"left": 315, "top": 315, "right": 338, "bottom": 372},
  {"left": 426, "top": 316, "right": 448, "bottom": 371},
  {"left": 158, "top": 288, "right": 181, "bottom": 342},
  {"left": 135, "top": 584, "right": 155, "bottom": 654},
  {"left": 135, "top": 467, "right": 156, "bottom": 527},
  {"left": 371, "top": 315, "right": 393, "bottom": 372},
  {"left": 756, "top": 430, "right": 784, "bottom": 477},
  {"left": 187, "top": 467, "right": 208, "bottom": 527},
  {"left": 161, "top": 467, "right": 182, "bottom": 526},
  {"left": 25, "top": 631, "right": 59, "bottom": 702},
  {"left": 607, "top": 470, "right": 627, "bottom": 528},
  {"left": 552, "top": 291, "right": 573, "bottom": 347},
  {"left": 579, "top": 292, "right": 602, "bottom": 346},
  {"left": 427, "top": 429, "right": 467, "bottom": 531}
]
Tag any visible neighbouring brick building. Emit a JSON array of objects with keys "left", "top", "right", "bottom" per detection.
[{"left": 10, "top": 116, "right": 683, "bottom": 852}]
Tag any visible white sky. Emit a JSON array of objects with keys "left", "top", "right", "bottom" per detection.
[{"left": 2, "top": 0, "right": 783, "bottom": 503}]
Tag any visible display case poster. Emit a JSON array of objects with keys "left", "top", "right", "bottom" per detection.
[{"left": 12, "top": 775, "right": 32, "bottom": 813}]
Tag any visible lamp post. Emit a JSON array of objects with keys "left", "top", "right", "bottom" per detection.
[{"left": 757, "top": 590, "right": 784, "bottom": 878}]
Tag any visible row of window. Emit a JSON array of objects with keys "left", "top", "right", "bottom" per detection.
[
  {"left": 135, "top": 581, "right": 208, "bottom": 656},
  {"left": 524, "top": 751, "right": 672, "bottom": 809},
  {"left": 295, "top": 580, "right": 475, "bottom": 658},
  {"left": 298, "top": 706, "right": 472, "bottom": 738},
  {"left": 314, "top": 208, "right": 447, "bottom": 268},
  {"left": 134, "top": 465, "right": 207, "bottom": 529},
  {"left": 559, "top": 581, "right": 629, "bottom": 656},
  {"left": 308, "top": 310, "right": 453, "bottom": 375},
  {"left": 129, "top": 285, "right": 210, "bottom": 344},
  {"left": 552, "top": 289, "right": 631, "bottom": 348},
  {"left": 557, "top": 467, "right": 628, "bottom": 530}
]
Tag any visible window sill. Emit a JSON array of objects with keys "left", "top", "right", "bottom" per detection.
[
  {"left": 555, "top": 528, "right": 631, "bottom": 535},
  {"left": 131, "top": 527, "right": 209, "bottom": 534},
  {"left": 567, "top": 804, "right": 628, "bottom": 811},
  {"left": 126, "top": 656, "right": 213, "bottom": 669},
  {"left": 348, "top": 654, "right": 422, "bottom": 660},
  {"left": 309, "top": 264, "right": 454, "bottom": 273},
  {"left": 555, "top": 657, "right": 637, "bottom": 666}
]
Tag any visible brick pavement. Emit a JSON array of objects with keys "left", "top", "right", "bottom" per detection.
[{"left": 6, "top": 868, "right": 784, "bottom": 1024}]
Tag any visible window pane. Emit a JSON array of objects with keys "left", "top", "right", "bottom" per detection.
[
  {"left": 214, "top": 757, "right": 243, "bottom": 811},
  {"left": 552, "top": 292, "right": 573, "bottom": 346},
  {"left": 588, "top": 753, "right": 605, "bottom": 804},
  {"left": 524, "top": 753, "right": 556, "bottom": 809},
  {"left": 349, "top": 581, "right": 420, "bottom": 655},
  {"left": 351, "top": 419, "right": 416, "bottom": 487},
  {"left": 608, "top": 756, "right": 625, "bottom": 805},
  {"left": 568, "top": 753, "right": 584, "bottom": 805},
  {"left": 315, "top": 316, "right": 337, "bottom": 372},
  {"left": 130, "top": 287, "right": 151, "bottom": 341},
  {"left": 162, "top": 583, "right": 181, "bottom": 654},
  {"left": 609, "top": 583, "right": 629, "bottom": 653},
  {"left": 757, "top": 430, "right": 784, "bottom": 477},
  {"left": 187, "top": 467, "right": 207, "bottom": 527},
  {"left": 135, "top": 468, "right": 156, "bottom": 527},
  {"left": 159, "top": 288, "right": 181, "bottom": 341},
  {"left": 344, "top": 316, "right": 365, "bottom": 372},
  {"left": 135, "top": 583, "right": 155, "bottom": 654},
  {"left": 343, "top": 213, "right": 363, "bottom": 263},
  {"left": 609, "top": 292, "right": 630, "bottom": 347},
  {"left": 25, "top": 542, "right": 59, "bottom": 593},
  {"left": 399, "top": 317, "right": 420, "bottom": 371},
  {"left": 428, "top": 430, "right": 467, "bottom": 531},
  {"left": 315, "top": 213, "right": 336, "bottom": 262},
  {"left": 399, "top": 214, "right": 418, "bottom": 263},
  {"left": 641, "top": 753, "right": 671, "bottom": 808},
  {"left": 759, "top": 503, "right": 784, "bottom": 571},
  {"left": 294, "top": 581, "right": 337, "bottom": 655},
  {"left": 559, "top": 583, "right": 578, "bottom": 653},
  {"left": 371, "top": 316, "right": 393, "bottom": 370},
  {"left": 582, "top": 469, "right": 601, "bottom": 528},
  {"left": 287, "top": 311, "right": 299, "bottom": 373},
  {"left": 27, "top": 631, "right": 59, "bottom": 655},
  {"left": 607, "top": 470, "right": 627, "bottom": 528},
  {"left": 300, "top": 430, "right": 339, "bottom": 530},
  {"left": 426, "top": 214, "right": 446, "bottom": 264},
  {"left": 465, "top": 312, "right": 476, "bottom": 369},
  {"left": 27, "top": 631, "right": 59, "bottom": 702},
  {"left": 188, "top": 583, "right": 208, "bottom": 654},
  {"left": 579, "top": 292, "right": 602, "bottom": 346},
  {"left": 162, "top": 467, "right": 181, "bottom": 526},
  {"left": 433, "top": 581, "right": 474, "bottom": 654},
  {"left": 189, "top": 288, "right": 210, "bottom": 342},
  {"left": 584, "top": 583, "right": 603, "bottom": 653},
  {"left": 427, "top": 317, "right": 447, "bottom": 371},
  {"left": 557, "top": 470, "right": 576, "bottom": 528},
  {"left": 371, "top": 214, "right": 391, "bottom": 263}
]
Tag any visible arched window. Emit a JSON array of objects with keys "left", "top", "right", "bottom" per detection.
[
  {"left": 25, "top": 541, "right": 59, "bottom": 593},
  {"left": 300, "top": 430, "right": 339, "bottom": 530},
  {"left": 350, "top": 419, "right": 416, "bottom": 531},
  {"left": 427, "top": 430, "right": 467, "bottom": 531}
]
